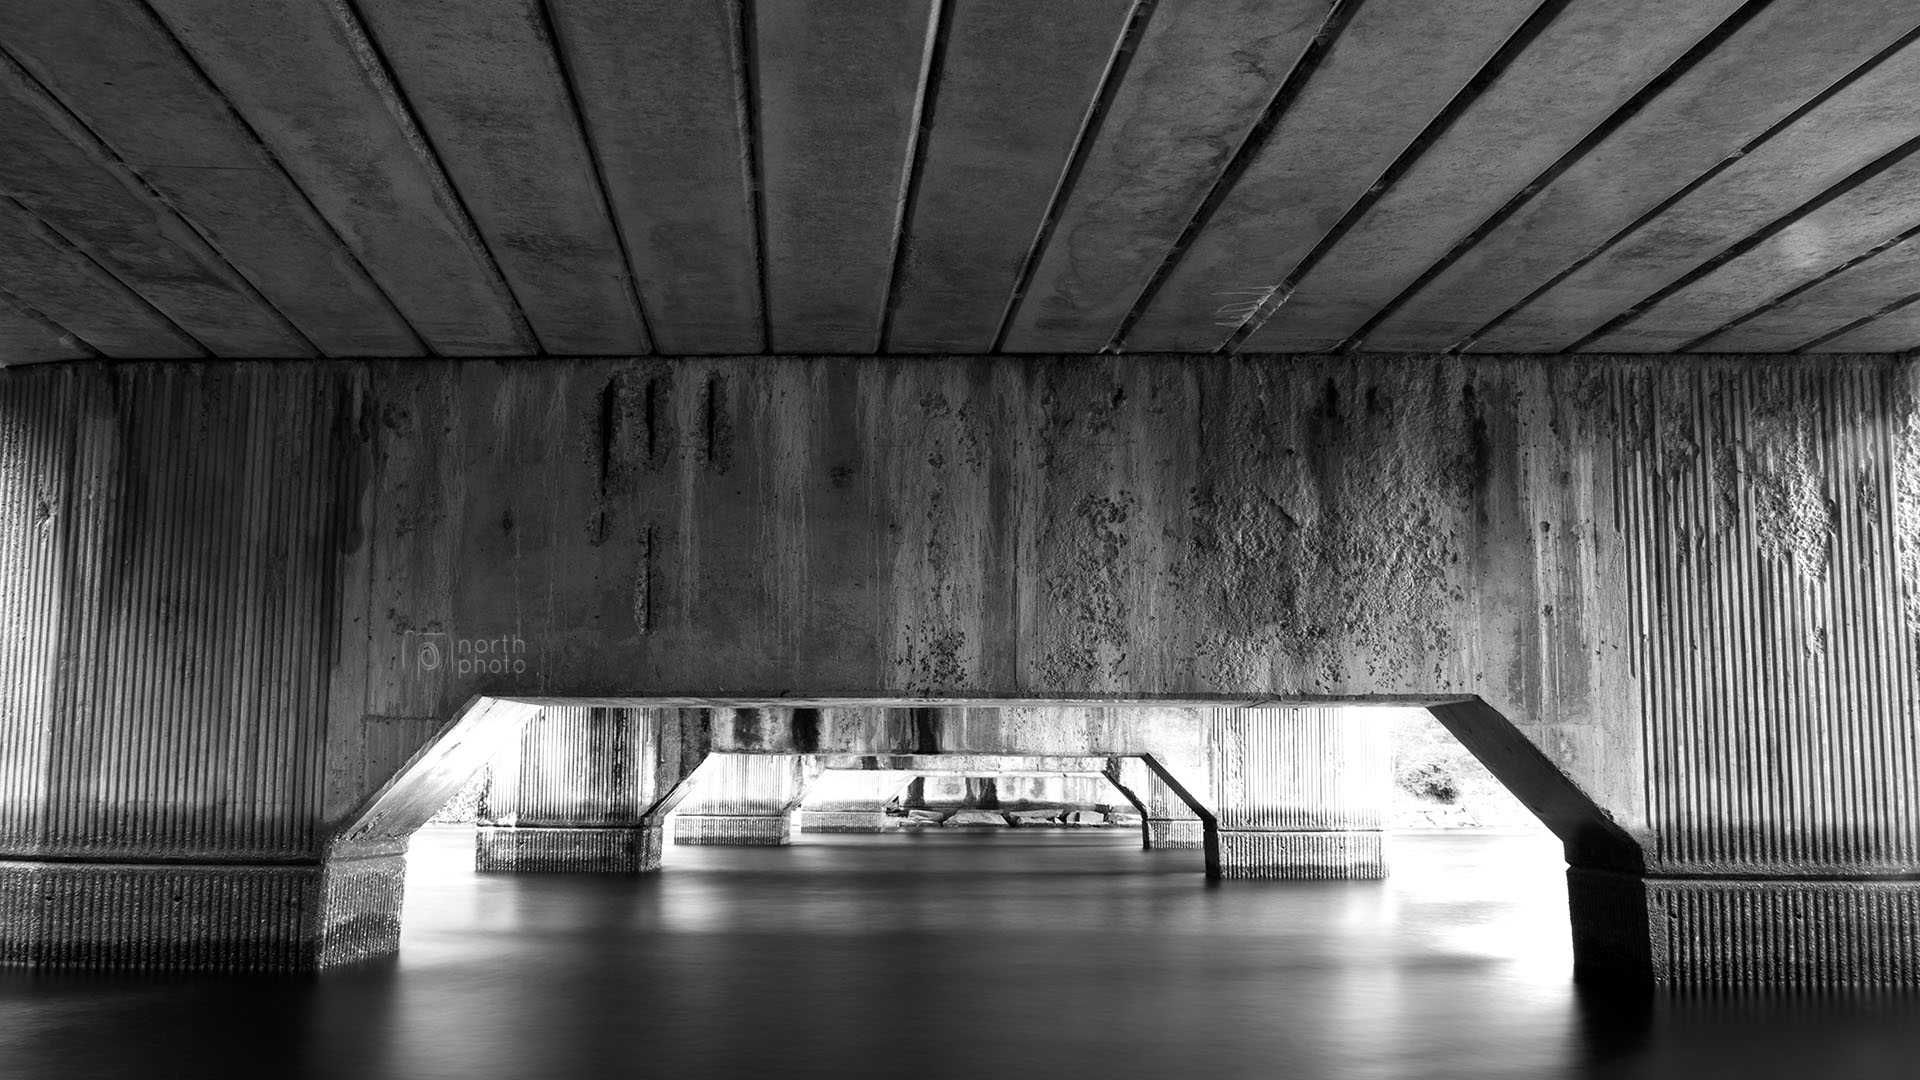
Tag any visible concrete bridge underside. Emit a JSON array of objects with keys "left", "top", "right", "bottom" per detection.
[{"left": 0, "top": 352, "right": 1916, "bottom": 987}]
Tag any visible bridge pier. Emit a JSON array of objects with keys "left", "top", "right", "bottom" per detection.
[
  {"left": 1565, "top": 871, "right": 1920, "bottom": 985},
  {"left": 673, "top": 753, "right": 816, "bottom": 845},
  {"left": 1145, "top": 708, "right": 1391, "bottom": 879},
  {"left": 474, "top": 706, "right": 658, "bottom": 873},
  {"left": 1106, "top": 758, "right": 1204, "bottom": 849},
  {"left": 469, "top": 706, "right": 707, "bottom": 874},
  {"left": 797, "top": 769, "right": 912, "bottom": 832}
]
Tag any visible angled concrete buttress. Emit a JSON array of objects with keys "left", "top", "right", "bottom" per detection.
[
  {"left": 1106, "top": 756, "right": 1206, "bottom": 849},
  {"left": 1, "top": 354, "right": 1916, "bottom": 986}
]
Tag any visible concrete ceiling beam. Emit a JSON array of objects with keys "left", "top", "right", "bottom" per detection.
[
  {"left": 1225, "top": 0, "right": 1740, "bottom": 354},
  {"left": 550, "top": 0, "right": 762, "bottom": 355},
  {"left": 0, "top": 1, "right": 423, "bottom": 358},
  {"left": 754, "top": 0, "right": 939, "bottom": 353},
  {"left": 883, "top": 0, "right": 1134, "bottom": 354},
  {"left": 353, "top": 0, "right": 650, "bottom": 355},
  {"left": 0, "top": 199, "right": 203, "bottom": 357},
  {"left": 0, "top": 48, "right": 312, "bottom": 357},
  {"left": 1692, "top": 235, "right": 1920, "bottom": 352},
  {"left": 1483, "top": 28, "right": 1920, "bottom": 352},
  {"left": 145, "top": 0, "right": 536, "bottom": 355},
  {"left": 1585, "top": 131, "right": 1920, "bottom": 352},
  {"left": 1366, "top": 0, "right": 1920, "bottom": 352},
  {"left": 999, "top": 0, "right": 1326, "bottom": 353},
  {"left": 1805, "top": 300, "right": 1920, "bottom": 353},
  {"left": 1123, "top": 0, "right": 1549, "bottom": 353},
  {"left": 0, "top": 288, "right": 94, "bottom": 364}
]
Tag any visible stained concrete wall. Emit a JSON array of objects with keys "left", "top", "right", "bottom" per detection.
[{"left": 2, "top": 353, "right": 1916, "bottom": 980}]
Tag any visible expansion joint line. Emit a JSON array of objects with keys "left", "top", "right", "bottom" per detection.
[
  {"left": 130, "top": 0, "right": 430, "bottom": 357},
  {"left": 877, "top": 0, "right": 952, "bottom": 354},
  {"left": 1106, "top": 0, "right": 1367, "bottom": 356},
  {"left": 991, "top": 0, "right": 1159, "bottom": 355},
  {"left": 325, "top": 0, "right": 543, "bottom": 353}
]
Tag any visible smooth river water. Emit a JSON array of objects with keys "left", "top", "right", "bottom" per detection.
[{"left": 2, "top": 826, "right": 1917, "bottom": 1079}]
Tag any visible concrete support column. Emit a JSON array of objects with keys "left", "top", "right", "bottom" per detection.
[
  {"left": 798, "top": 769, "right": 912, "bottom": 832},
  {"left": 475, "top": 706, "right": 656, "bottom": 872},
  {"left": 0, "top": 365, "right": 393, "bottom": 968},
  {"left": 1563, "top": 870, "right": 1920, "bottom": 986},
  {"left": 1105, "top": 757, "right": 1204, "bottom": 848},
  {"left": 1153, "top": 708, "right": 1390, "bottom": 880},
  {"left": 674, "top": 754, "right": 815, "bottom": 844}
]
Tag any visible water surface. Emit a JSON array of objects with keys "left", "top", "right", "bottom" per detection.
[{"left": 1, "top": 827, "right": 1915, "bottom": 1078}]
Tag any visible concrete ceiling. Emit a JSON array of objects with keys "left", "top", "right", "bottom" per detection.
[{"left": 3, "top": 0, "right": 1920, "bottom": 364}]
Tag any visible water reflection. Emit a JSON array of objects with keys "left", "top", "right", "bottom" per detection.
[{"left": 0, "top": 828, "right": 1916, "bottom": 1078}]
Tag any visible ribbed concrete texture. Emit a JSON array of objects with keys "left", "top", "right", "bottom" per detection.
[
  {"left": 797, "top": 769, "right": 913, "bottom": 833},
  {"left": 674, "top": 815, "right": 790, "bottom": 846},
  {"left": 672, "top": 753, "right": 814, "bottom": 845},
  {"left": 1159, "top": 708, "right": 1392, "bottom": 879},
  {"left": 474, "top": 825, "right": 660, "bottom": 873},
  {"left": 1106, "top": 757, "right": 1206, "bottom": 849},
  {"left": 476, "top": 705, "right": 703, "bottom": 872},
  {"left": 798, "top": 810, "right": 898, "bottom": 834},
  {"left": 0, "top": 364, "right": 387, "bottom": 968},
  {"left": 1216, "top": 831, "right": 1386, "bottom": 881},
  {"left": 1569, "top": 870, "right": 1920, "bottom": 987},
  {"left": 0, "top": 855, "right": 401, "bottom": 970}
]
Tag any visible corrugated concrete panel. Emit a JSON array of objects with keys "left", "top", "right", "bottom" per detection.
[
  {"left": 1482, "top": 32, "right": 1920, "bottom": 351},
  {"left": 1124, "top": 0, "right": 1547, "bottom": 352},
  {"left": 1610, "top": 362, "right": 1920, "bottom": 873},
  {"left": 884, "top": 0, "right": 1133, "bottom": 353},
  {"left": 1001, "top": 0, "right": 1325, "bottom": 352},
  {"left": 674, "top": 752, "right": 808, "bottom": 816},
  {"left": 354, "top": 0, "right": 648, "bottom": 355},
  {"left": 145, "top": 0, "right": 533, "bottom": 354},
  {"left": 754, "top": 0, "right": 938, "bottom": 352},
  {"left": 1205, "top": 708, "right": 1388, "bottom": 832},
  {"left": 1368, "top": 1, "right": 1920, "bottom": 350},
  {"left": 1230, "top": 0, "right": 1740, "bottom": 353},
  {"left": 479, "top": 706, "right": 651, "bottom": 828},
  {"left": 0, "top": 364, "right": 366, "bottom": 860},
  {"left": 550, "top": 0, "right": 762, "bottom": 354}
]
